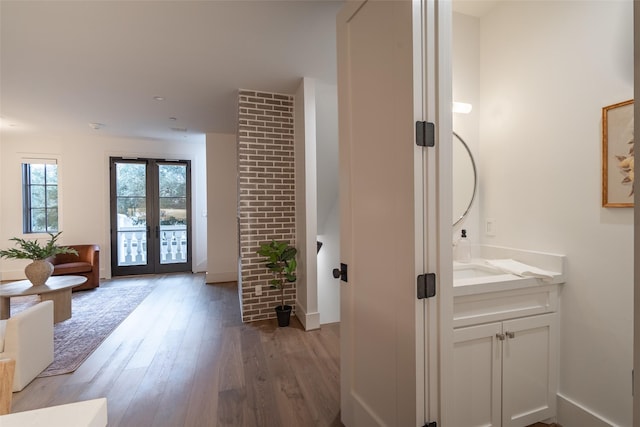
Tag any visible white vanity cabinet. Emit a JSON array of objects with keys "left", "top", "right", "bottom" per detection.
[{"left": 452, "top": 284, "right": 559, "bottom": 427}]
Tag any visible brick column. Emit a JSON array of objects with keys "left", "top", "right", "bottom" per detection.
[{"left": 237, "top": 90, "right": 295, "bottom": 322}]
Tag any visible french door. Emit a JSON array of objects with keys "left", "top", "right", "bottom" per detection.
[{"left": 110, "top": 157, "right": 192, "bottom": 276}]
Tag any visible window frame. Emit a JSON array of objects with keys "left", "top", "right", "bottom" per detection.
[{"left": 21, "top": 158, "right": 59, "bottom": 234}]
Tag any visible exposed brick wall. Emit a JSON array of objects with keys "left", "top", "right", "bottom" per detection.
[{"left": 237, "top": 89, "right": 296, "bottom": 322}]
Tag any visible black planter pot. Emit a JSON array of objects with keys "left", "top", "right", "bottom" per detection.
[{"left": 275, "top": 305, "right": 292, "bottom": 327}]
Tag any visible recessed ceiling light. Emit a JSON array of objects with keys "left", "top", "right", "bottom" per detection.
[
  {"left": 169, "top": 117, "right": 177, "bottom": 121},
  {"left": 153, "top": 96, "right": 165, "bottom": 101},
  {"left": 171, "top": 127, "right": 187, "bottom": 133},
  {"left": 89, "top": 122, "right": 104, "bottom": 130}
]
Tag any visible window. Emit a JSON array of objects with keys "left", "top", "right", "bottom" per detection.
[{"left": 22, "top": 160, "right": 58, "bottom": 233}]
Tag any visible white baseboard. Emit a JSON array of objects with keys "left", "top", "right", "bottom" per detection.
[
  {"left": 295, "top": 302, "right": 320, "bottom": 331},
  {"left": 557, "top": 393, "right": 616, "bottom": 427},
  {"left": 205, "top": 271, "right": 237, "bottom": 283}
]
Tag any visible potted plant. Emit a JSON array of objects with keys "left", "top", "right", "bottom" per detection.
[
  {"left": 256, "top": 240, "right": 297, "bottom": 327},
  {"left": 0, "top": 232, "right": 77, "bottom": 286}
]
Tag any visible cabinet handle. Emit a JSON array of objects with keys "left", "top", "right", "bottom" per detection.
[
  {"left": 506, "top": 331, "right": 515, "bottom": 339},
  {"left": 496, "top": 333, "right": 505, "bottom": 341}
]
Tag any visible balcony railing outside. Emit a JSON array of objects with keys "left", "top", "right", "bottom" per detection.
[{"left": 117, "top": 225, "right": 187, "bottom": 266}]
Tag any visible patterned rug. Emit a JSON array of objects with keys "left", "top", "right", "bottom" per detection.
[{"left": 10, "top": 282, "right": 154, "bottom": 377}]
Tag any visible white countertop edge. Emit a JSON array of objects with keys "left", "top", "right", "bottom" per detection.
[
  {"left": 453, "top": 273, "right": 563, "bottom": 297},
  {"left": 453, "top": 245, "right": 567, "bottom": 297}
]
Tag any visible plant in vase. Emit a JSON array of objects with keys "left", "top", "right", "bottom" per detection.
[
  {"left": 0, "top": 232, "right": 77, "bottom": 286},
  {"left": 256, "top": 240, "right": 297, "bottom": 327}
]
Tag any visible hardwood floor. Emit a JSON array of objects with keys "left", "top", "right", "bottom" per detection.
[
  {"left": 10, "top": 273, "right": 342, "bottom": 427},
  {"left": 8, "top": 273, "right": 562, "bottom": 426}
]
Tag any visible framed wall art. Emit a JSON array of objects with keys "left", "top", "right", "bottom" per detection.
[{"left": 602, "top": 99, "right": 634, "bottom": 207}]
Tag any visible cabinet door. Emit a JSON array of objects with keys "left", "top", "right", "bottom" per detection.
[
  {"left": 502, "top": 313, "right": 557, "bottom": 427},
  {"left": 452, "top": 322, "right": 503, "bottom": 427}
]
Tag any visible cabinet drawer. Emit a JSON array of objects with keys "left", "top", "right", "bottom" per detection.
[{"left": 453, "top": 284, "right": 558, "bottom": 328}]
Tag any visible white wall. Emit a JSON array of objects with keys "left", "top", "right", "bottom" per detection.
[
  {"left": 294, "top": 77, "right": 340, "bottom": 327},
  {"left": 452, "top": 12, "right": 481, "bottom": 242},
  {"left": 315, "top": 81, "right": 340, "bottom": 324},
  {"left": 455, "top": 1, "right": 633, "bottom": 425},
  {"left": 315, "top": 81, "right": 340, "bottom": 234},
  {"left": 294, "top": 78, "right": 320, "bottom": 330},
  {"left": 317, "top": 196, "right": 340, "bottom": 324},
  {"left": 0, "top": 131, "right": 207, "bottom": 280},
  {"left": 206, "top": 132, "right": 237, "bottom": 283}
]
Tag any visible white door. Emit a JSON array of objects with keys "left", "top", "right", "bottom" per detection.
[
  {"left": 452, "top": 322, "right": 503, "bottom": 427},
  {"left": 502, "top": 313, "right": 558, "bottom": 427},
  {"left": 336, "top": 1, "right": 435, "bottom": 425}
]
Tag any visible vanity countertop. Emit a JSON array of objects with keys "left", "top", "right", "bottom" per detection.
[
  {"left": 453, "top": 245, "right": 566, "bottom": 297},
  {"left": 453, "top": 260, "right": 564, "bottom": 297}
]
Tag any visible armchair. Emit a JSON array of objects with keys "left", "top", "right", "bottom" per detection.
[
  {"left": 51, "top": 244, "right": 100, "bottom": 291},
  {"left": 0, "top": 301, "right": 54, "bottom": 392}
]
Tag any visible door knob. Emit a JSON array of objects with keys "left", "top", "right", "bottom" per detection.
[{"left": 332, "top": 263, "right": 348, "bottom": 282}]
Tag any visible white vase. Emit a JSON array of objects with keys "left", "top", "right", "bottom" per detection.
[{"left": 24, "top": 260, "right": 54, "bottom": 286}]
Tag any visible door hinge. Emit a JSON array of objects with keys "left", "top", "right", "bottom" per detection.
[
  {"left": 423, "top": 422, "right": 437, "bottom": 427},
  {"left": 417, "top": 273, "right": 436, "bottom": 299},
  {"left": 416, "top": 121, "right": 435, "bottom": 147}
]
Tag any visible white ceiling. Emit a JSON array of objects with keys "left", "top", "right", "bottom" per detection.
[{"left": 0, "top": 0, "right": 343, "bottom": 142}]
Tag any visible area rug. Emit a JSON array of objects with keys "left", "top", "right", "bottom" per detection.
[{"left": 10, "top": 283, "right": 155, "bottom": 377}]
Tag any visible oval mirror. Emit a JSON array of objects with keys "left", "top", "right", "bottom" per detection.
[{"left": 452, "top": 131, "right": 477, "bottom": 226}]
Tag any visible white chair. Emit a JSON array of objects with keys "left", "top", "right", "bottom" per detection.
[
  {"left": 0, "top": 301, "right": 54, "bottom": 391},
  {"left": 0, "top": 398, "right": 107, "bottom": 427}
]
